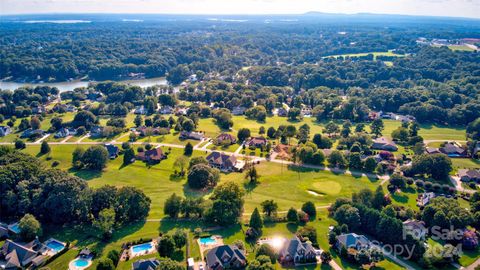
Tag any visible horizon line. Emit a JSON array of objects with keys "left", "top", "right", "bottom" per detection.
[{"left": 1, "top": 11, "right": 480, "bottom": 21}]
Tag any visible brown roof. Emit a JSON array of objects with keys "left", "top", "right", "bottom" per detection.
[
  {"left": 206, "top": 151, "right": 237, "bottom": 169},
  {"left": 246, "top": 136, "right": 267, "bottom": 146},
  {"left": 216, "top": 133, "right": 237, "bottom": 143},
  {"left": 136, "top": 147, "right": 164, "bottom": 162}
]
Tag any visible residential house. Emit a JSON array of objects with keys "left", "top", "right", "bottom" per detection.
[
  {"left": 0, "top": 126, "right": 11, "bottom": 137},
  {"left": 89, "top": 126, "right": 104, "bottom": 138},
  {"left": 462, "top": 229, "right": 479, "bottom": 250},
  {"left": 187, "top": 258, "right": 195, "bottom": 270},
  {"left": 371, "top": 137, "right": 398, "bottom": 151},
  {"left": 54, "top": 127, "right": 76, "bottom": 138},
  {"left": 104, "top": 144, "right": 119, "bottom": 159},
  {"left": 245, "top": 136, "right": 267, "bottom": 148},
  {"left": 66, "top": 104, "right": 77, "bottom": 112},
  {"left": 205, "top": 245, "right": 246, "bottom": 270},
  {"left": 206, "top": 152, "right": 239, "bottom": 172},
  {"left": 159, "top": 106, "right": 174, "bottom": 115},
  {"left": 417, "top": 192, "right": 435, "bottom": 207},
  {"left": 0, "top": 239, "right": 40, "bottom": 269},
  {"left": 458, "top": 169, "right": 480, "bottom": 183},
  {"left": 134, "top": 106, "right": 147, "bottom": 115},
  {"left": 216, "top": 133, "right": 237, "bottom": 145},
  {"left": 136, "top": 147, "right": 165, "bottom": 164},
  {"left": 367, "top": 111, "right": 381, "bottom": 121},
  {"left": 301, "top": 106, "right": 312, "bottom": 117},
  {"left": 425, "top": 147, "right": 442, "bottom": 155},
  {"left": 231, "top": 106, "right": 246, "bottom": 116},
  {"left": 180, "top": 131, "right": 204, "bottom": 140},
  {"left": 335, "top": 233, "right": 371, "bottom": 254},
  {"left": 32, "top": 106, "right": 46, "bottom": 114},
  {"left": 274, "top": 144, "right": 292, "bottom": 160},
  {"left": 20, "top": 129, "right": 45, "bottom": 139},
  {"left": 278, "top": 236, "right": 317, "bottom": 266},
  {"left": 474, "top": 142, "right": 480, "bottom": 158},
  {"left": 277, "top": 108, "right": 288, "bottom": 117},
  {"left": 175, "top": 107, "right": 188, "bottom": 116},
  {"left": 440, "top": 142, "right": 468, "bottom": 158},
  {"left": 403, "top": 220, "right": 428, "bottom": 240},
  {"left": 136, "top": 126, "right": 161, "bottom": 137},
  {"left": 132, "top": 258, "right": 160, "bottom": 270},
  {"left": 0, "top": 225, "right": 9, "bottom": 240}
]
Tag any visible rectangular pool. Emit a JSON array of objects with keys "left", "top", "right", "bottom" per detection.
[
  {"left": 46, "top": 240, "right": 66, "bottom": 254},
  {"left": 199, "top": 237, "right": 217, "bottom": 245},
  {"left": 131, "top": 242, "right": 154, "bottom": 256}
]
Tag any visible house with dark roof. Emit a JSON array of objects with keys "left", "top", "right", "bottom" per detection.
[
  {"left": 20, "top": 129, "right": 45, "bottom": 139},
  {"left": 159, "top": 106, "right": 174, "bottom": 115},
  {"left": 136, "top": 147, "right": 165, "bottom": 164},
  {"left": 440, "top": 142, "right": 468, "bottom": 158},
  {"left": 245, "top": 137, "right": 267, "bottom": 148},
  {"left": 216, "top": 133, "right": 237, "bottom": 145},
  {"left": 231, "top": 106, "right": 246, "bottom": 116},
  {"left": 425, "top": 147, "right": 442, "bottom": 155},
  {"left": 90, "top": 126, "right": 104, "bottom": 138},
  {"left": 180, "top": 131, "right": 204, "bottom": 140},
  {"left": 278, "top": 236, "right": 317, "bottom": 266},
  {"left": 0, "top": 239, "right": 40, "bottom": 269},
  {"left": 335, "top": 233, "right": 371, "bottom": 254},
  {"left": 205, "top": 245, "right": 246, "bottom": 270},
  {"left": 104, "top": 144, "right": 119, "bottom": 159},
  {"left": 371, "top": 137, "right": 398, "bottom": 151},
  {"left": 132, "top": 258, "right": 160, "bottom": 270},
  {"left": 54, "top": 127, "right": 76, "bottom": 138},
  {"left": 458, "top": 169, "right": 480, "bottom": 183},
  {"left": 277, "top": 108, "right": 288, "bottom": 117},
  {"left": 0, "top": 225, "right": 9, "bottom": 240},
  {"left": 403, "top": 220, "right": 428, "bottom": 240},
  {"left": 206, "top": 152, "right": 238, "bottom": 172},
  {"left": 0, "top": 126, "right": 11, "bottom": 137}
]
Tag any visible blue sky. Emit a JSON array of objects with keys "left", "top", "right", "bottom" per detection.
[{"left": 1, "top": 0, "right": 479, "bottom": 19}]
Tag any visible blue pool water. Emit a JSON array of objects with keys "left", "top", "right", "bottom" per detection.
[
  {"left": 73, "top": 258, "right": 89, "bottom": 267},
  {"left": 199, "top": 237, "right": 217, "bottom": 245},
  {"left": 9, "top": 224, "right": 20, "bottom": 234},
  {"left": 131, "top": 242, "right": 153, "bottom": 254},
  {"left": 47, "top": 240, "right": 65, "bottom": 253}
]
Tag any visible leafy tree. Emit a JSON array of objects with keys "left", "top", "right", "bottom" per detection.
[
  {"left": 467, "top": 118, "right": 480, "bottom": 140},
  {"left": 370, "top": 119, "right": 384, "bottom": 137},
  {"left": 247, "top": 255, "right": 275, "bottom": 270},
  {"left": 207, "top": 182, "right": 245, "bottom": 225},
  {"left": 173, "top": 155, "right": 189, "bottom": 176},
  {"left": 114, "top": 186, "right": 151, "bottom": 224},
  {"left": 188, "top": 164, "right": 220, "bottom": 189},
  {"left": 30, "top": 116, "right": 41, "bottom": 130},
  {"left": 363, "top": 157, "right": 377, "bottom": 173},
  {"left": 81, "top": 145, "right": 109, "bottom": 170},
  {"left": 334, "top": 204, "right": 360, "bottom": 230},
  {"left": 164, "top": 193, "right": 183, "bottom": 218},
  {"left": 323, "top": 121, "right": 339, "bottom": 137},
  {"left": 15, "top": 139, "right": 26, "bottom": 149},
  {"left": 348, "top": 152, "right": 363, "bottom": 170},
  {"left": 93, "top": 208, "right": 116, "bottom": 239},
  {"left": 189, "top": 156, "right": 208, "bottom": 168},
  {"left": 327, "top": 150, "right": 347, "bottom": 169},
  {"left": 158, "top": 235, "right": 176, "bottom": 257},
  {"left": 287, "top": 207, "right": 299, "bottom": 223},
  {"left": 40, "top": 141, "right": 50, "bottom": 155},
  {"left": 321, "top": 251, "right": 332, "bottom": 264},
  {"left": 391, "top": 127, "right": 409, "bottom": 142},
  {"left": 157, "top": 258, "right": 184, "bottom": 270},
  {"left": 267, "top": 127, "right": 276, "bottom": 139},
  {"left": 18, "top": 214, "right": 41, "bottom": 241},
  {"left": 123, "top": 147, "right": 135, "bottom": 165},
  {"left": 301, "top": 201, "right": 316, "bottom": 217},
  {"left": 237, "top": 128, "right": 251, "bottom": 142},
  {"left": 134, "top": 114, "right": 143, "bottom": 127},
  {"left": 172, "top": 229, "right": 187, "bottom": 248},
  {"left": 184, "top": 142, "right": 193, "bottom": 156},
  {"left": 312, "top": 134, "right": 332, "bottom": 149},
  {"left": 261, "top": 200, "right": 278, "bottom": 217},
  {"left": 245, "top": 164, "right": 259, "bottom": 183},
  {"left": 107, "top": 250, "right": 120, "bottom": 267},
  {"left": 249, "top": 208, "right": 263, "bottom": 230},
  {"left": 256, "top": 245, "right": 276, "bottom": 264},
  {"left": 372, "top": 186, "right": 386, "bottom": 209},
  {"left": 96, "top": 258, "right": 115, "bottom": 270}
]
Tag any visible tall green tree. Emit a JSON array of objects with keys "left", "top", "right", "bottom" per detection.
[{"left": 249, "top": 208, "right": 263, "bottom": 230}]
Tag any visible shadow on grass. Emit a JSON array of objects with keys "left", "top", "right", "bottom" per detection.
[
  {"left": 243, "top": 181, "right": 258, "bottom": 194},
  {"left": 169, "top": 173, "right": 185, "bottom": 182},
  {"left": 182, "top": 183, "right": 213, "bottom": 198},
  {"left": 68, "top": 167, "right": 103, "bottom": 180}
]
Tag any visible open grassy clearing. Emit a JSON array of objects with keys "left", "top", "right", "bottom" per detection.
[{"left": 322, "top": 50, "right": 406, "bottom": 60}]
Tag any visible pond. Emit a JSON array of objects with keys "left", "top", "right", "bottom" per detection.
[{"left": 0, "top": 77, "right": 168, "bottom": 92}]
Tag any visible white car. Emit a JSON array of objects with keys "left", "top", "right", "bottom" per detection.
[{"left": 198, "top": 263, "right": 205, "bottom": 270}]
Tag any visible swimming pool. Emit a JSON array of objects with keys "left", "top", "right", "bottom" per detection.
[
  {"left": 199, "top": 237, "right": 217, "bottom": 245},
  {"left": 73, "top": 259, "right": 89, "bottom": 267},
  {"left": 131, "top": 242, "right": 154, "bottom": 256},
  {"left": 69, "top": 257, "right": 91, "bottom": 270},
  {"left": 46, "top": 240, "right": 65, "bottom": 253},
  {"left": 8, "top": 223, "right": 20, "bottom": 234}
]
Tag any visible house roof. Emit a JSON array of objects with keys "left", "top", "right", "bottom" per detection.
[
  {"left": 104, "top": 144, "right": 119, "bottom": 156},
  {"left": 132, "top": 258, "right": 160, "bottom": 270},
  {"left": 206, "top": 152, "right": 237, "bottom": 168},
  {"left": 246, "top": 136, "right": 267, "bottom": 146},
  {"left": 1, "top": 239, "right": 38, "bottom": 267},
  {"left": 281, "top": 236, "right": 315, "bottom": 258},
  {"left": 206, "top": 245, "right": 246, "bottom": 269},
  {"left": 336, "top": 233, "right": 370, "bottom": 249},
  {"left": 403, "top": 220, "right": 427, "bottom": 232},
  {"left": 137, "top": 147, "right": 164, "bottom": 161},
  {"left": 216, "top": 133, "right": 236, "bottom": 142},
  {"left": 440, "top": 143, "right": 466, "bottom": 155},
  {"left": 458, "top": 169, "right": 480, "bottom": 179}
]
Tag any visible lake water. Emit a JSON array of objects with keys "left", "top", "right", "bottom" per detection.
[{"left": 0, "top": 77, "right": 168, "bottom": 92}]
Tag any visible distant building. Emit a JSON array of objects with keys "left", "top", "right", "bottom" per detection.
[
  {"left": 371, "top": 137, "right": 398, "bottom": 151},
  {"left": 278, "top": 236, "right": 317, "bottom": 266},
  {"left": 0, "top": 239, "right": 41, "bottom": 269},
  {"left": 0, "top": 126, "right": 12, "bottom": 137},
  {"left": 417, "top": 192, "right": 435, "bottom": 207},
  {"left": 89, "top": 126, "right": 104, "bottom": 138},
  {"left": 180, "top": 131, "right": 204, "bottom": 140},
  {"left": 54, "top": 127, "right": 76, "bottom": 138},
  {"left": 159, "top": 106, "right": 174, "bottom": 114},
  {"left": 216, "top": 133, "right": 237, "bottom": 145},
  {"left": 205, "top": 245, "right": 246, "bottom": 270},
  {"left": 206, "top": 151, "right": 242, "bottom": 172},
  {"left": 20, "top": 129, "right": 45, "bottom": 139},
  {"left": 245, "top": 136, "right": 268, "bottom": 148},
  {"left": 137, "top": 126, "right": 162, "bottom": 137},
  {"left": 440, "top": 142, "right": 468, "bottom": 158},
  {"left": 403, "top": 220, "right": 427, "bottom": 240},
  {"left": 231, "top": 106, "right": 246, "bottom": 116},
  {"left": 458, "top": 169, "right": 480, "bottom": 183},
  {"left": 277, "top": 108, "right": 288, "bottom": 117},
  {"left": 334, "top": 233, "right": 371, "bottom": 253},
  {"left": 136, "top": 147, "right": 165, "bottom": 164},
  {"left": 134, "top": 106, "right": 147, "bottom": 115},
  {"left": 425, "top": 147, "right": 441, "bottom": 155},
  {"left": 132, "top": 258, "right": 160, "bottom": 270},
  {"left": 104, "top": 144, "right": 119, "bottom": 159}
]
